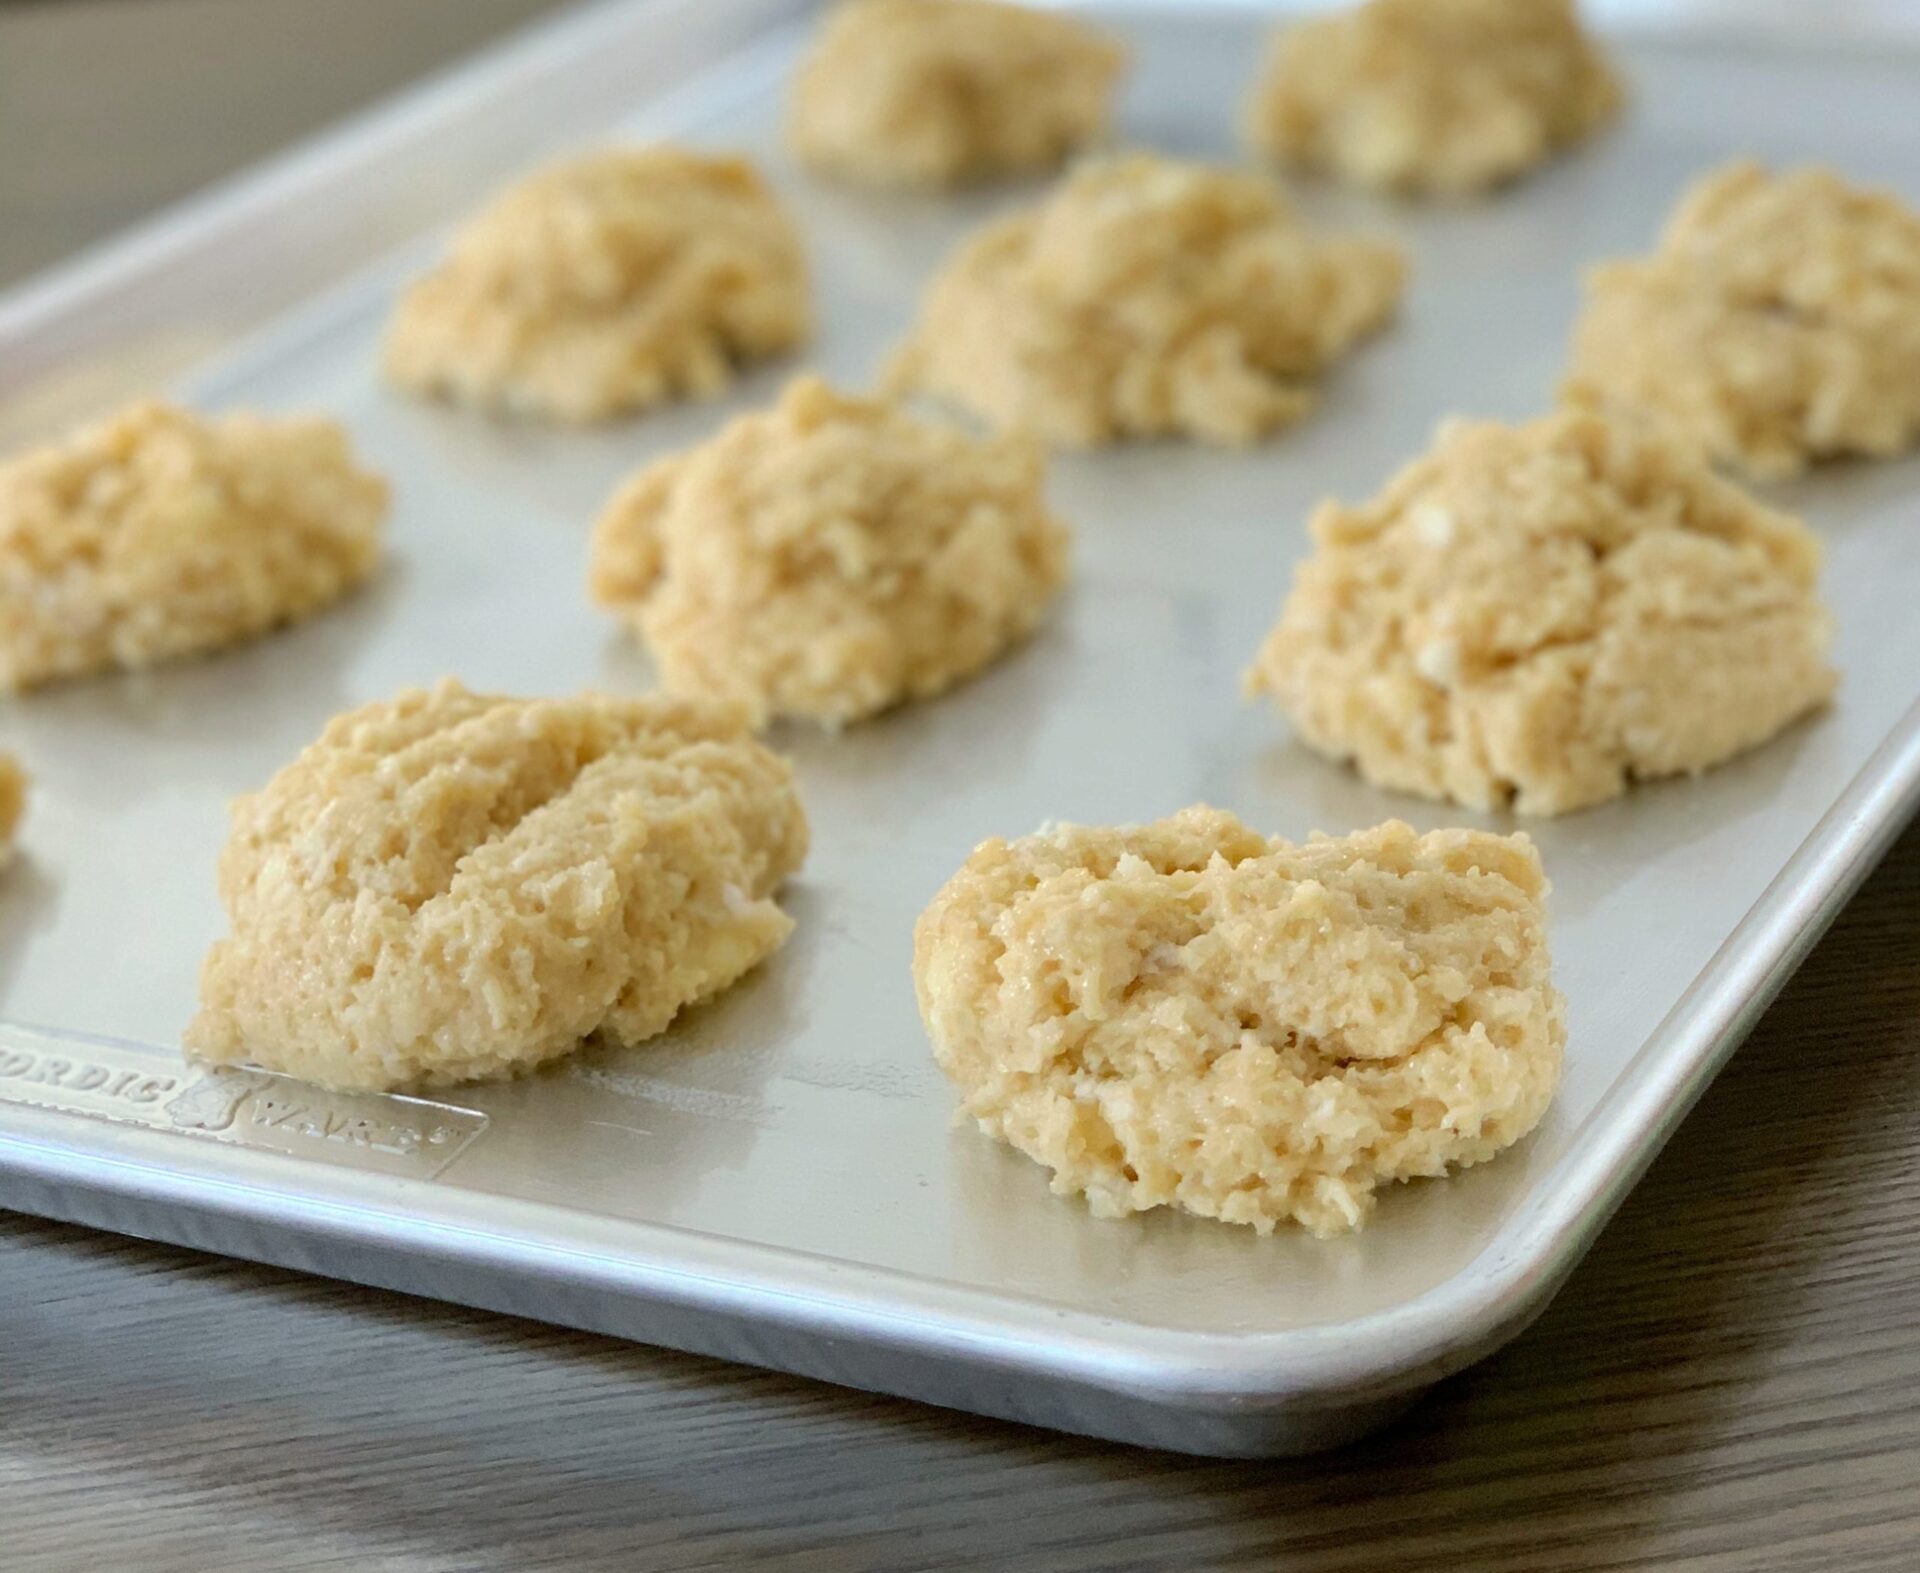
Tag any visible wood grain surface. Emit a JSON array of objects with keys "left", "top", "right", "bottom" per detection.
[{"left": 2, "top": 4, "right": 1918, "bottom": 1570}]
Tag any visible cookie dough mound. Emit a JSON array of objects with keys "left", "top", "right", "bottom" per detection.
[
  {"left": 0, "top": 401, "right": 386, "bottom": 693},
  {"left": 384, "top": 148, "right": 810, "bottom": 422},
  {"left": 1563, "top": 162, "right": 1920, "bottom": 477},
  {"left": 789, "top": 0, "right": 1126, "bottom": 189},
  {"left": 590, "top": 378, "right": 1070, "bottom": 727},
  {"left": 186, "top": 679, "right": 809, "bottom": 1092},
  {"left": 915, "top": 808, "right": 1563, "bottom": 1236},
  {"left": 889, "top": 154, "right": 1405, "bottom": 447},
  {"left": 1244, "top": 0, "right": 1621, "bottom": 196},
  {"left": 0, "top": 754, "right": 24, "bottom": 868},
  {"left": 1246, "top": 411, "right": 1836, "bottom": 816}
]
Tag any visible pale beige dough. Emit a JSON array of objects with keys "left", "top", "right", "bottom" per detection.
[
  {"left": 789, "top": 0, "right": 1126, "bottom": 189},
  {"left": 889, "top": 153, "right": 1405, "bottom": 447},
  {"left": 0, "top": 754, "right": 25, "bottom": 867},
  {"left": 384, "top": 148, "right": 810, "bottom": 422},
  {"left": 1244, "top": 0, "right": 1621, "bottom": 196},
  {"left": 590, "top": 378, "right": 1070, "bottom": 727},
  {"left": 1246, "top": 410, "right": 1836, "bottom": 817},
  {"left": 914, "top": 808, "right": 1563, "bottom": 1237},
  {"left": 187, "top": 679, "right": 809, "bottom": 1093},
  {"left": 1563, "top": 161, "right": 1920, "bottom": 477},
  {"left": 0, "top": 401, "right": 386, "bottom": 693}
]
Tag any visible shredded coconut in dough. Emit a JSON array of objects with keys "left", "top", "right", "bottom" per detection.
[
  {"left": 0, "top": 754, "right": 25, "bottom": 867},
  {"left": 1563, "top": 161, "right": 1920, "bottom": 477},
  {"left": 384, "top": 148, "right": 810, "bottom": 422},
  {"left": 889, "top": 154, "right": 1405, "bottom": 446},
  {"left": 590, "top": 378, "right": 1070, "bottom": 727},
  {"left": 0, "top": 401, "right": 386, "bottom": 693},
  {"left": 187, "top": 680, "right": 809, "bottom": 1093},
  {"left": 914, "top": 808, "right": 1563, "bottom": 1236},
  {"left": 1244, "top": 0, "right": 1621, "bottom": 195},
  {"left": 1246, "top": 410, "right": 1836, "bottom": 816},
  {"left": 790, "top": 0, "right": 1126, "bottom": 189}
]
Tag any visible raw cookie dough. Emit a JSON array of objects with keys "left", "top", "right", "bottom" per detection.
[
  {"left": 0, "top": 401, "right": 386, "bottom": 693},
  {"left": 1246, "top": 410, "right": 1836, "bottom": 816},
  {"left": 1563, "top": 161, "right": 1920, "bottom": 477},
  {"left": 789, "top": 0, "right": 1126, "bottom": 189},
  {"left": 888, "top": 153, "right": 1405, "bottom": 447},
  {"left": 590, "top": 377, "right": 1070, "bottom": 727},
  {"left": 914, "top": 808, "right": 1564, "bottom": 1236},
  {"left": 0, "top": 754, "right": 24, "bottom": 867},
  {"left": 1244, "top": 0, "right": 1621, "bottom": 196},
  {"left": 384, "top": 148, "right": 810, "bottom": 422},
  {"left": 186, "top": 679, "right": 809, "bottom": 1093}
]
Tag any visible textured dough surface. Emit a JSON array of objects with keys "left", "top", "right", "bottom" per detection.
[
  {"left": 1244, "top": 0, "right": 1620, "bottom": 195},
  {"left": 1246, "top": 411, "right": 1836, "bottom": 816},
  {"left": 590, "top": 378, "right": 1070, "bottom": 727},
  {"left": 384, "top": 148, "right": 809, "bottom": 422},
  {"left": 790, "top": 0, "right": 1125, "bottom": 189},
  {"left": 1564, "top": 161, "right": 1920, "bottom": 477},
  {"left": 0, "top": 401, "right": 385, "bottom": 693},
  {"left": 187, "top": 680, "right": 809, "bottom": 1092},
  {"left": 888, "top": 153, "right": 1405, "bottom": 447},
  {"left": 0, "top": 754, "right": 24, "bottom": 868},
  {"left": 914, "top": 808, "right": 1563, "bottom": 1236}
]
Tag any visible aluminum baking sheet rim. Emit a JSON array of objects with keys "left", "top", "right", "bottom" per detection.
[
  {"left": 3, "top": 0, "right": 1920, "bottom": 1437},
  {"left": 4, "top": 692, "right": 1917, "bottom": 1413}
]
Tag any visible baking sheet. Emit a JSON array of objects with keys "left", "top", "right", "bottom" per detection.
[{"left": 3, "top": 1, "right": 1920, "bottom": 1454}]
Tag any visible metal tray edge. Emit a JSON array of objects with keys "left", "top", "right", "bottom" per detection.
[{"left": 4, "top": 689, "right": 1918, "bottom": 1439}]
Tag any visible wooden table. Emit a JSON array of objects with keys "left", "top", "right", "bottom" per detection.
[{"left": 2, "top": 4, "right": 1917, "bottom": 1568}]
